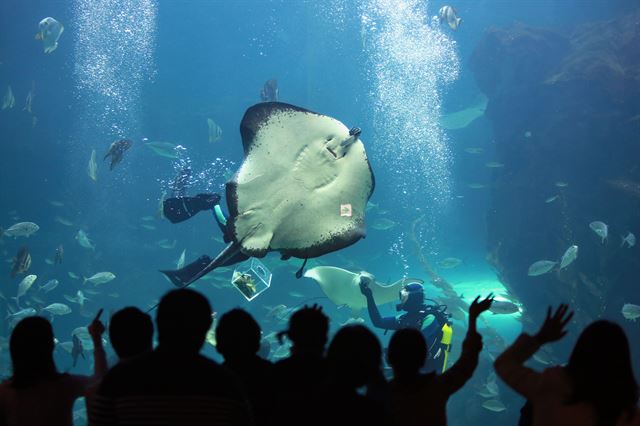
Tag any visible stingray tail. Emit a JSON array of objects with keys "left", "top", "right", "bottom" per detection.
[{"left": 295, "top": 258, "right": 308, "bottom": 279}]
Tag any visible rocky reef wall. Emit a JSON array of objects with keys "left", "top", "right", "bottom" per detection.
[{"left": 470, "top": 11, "right": 640, "bottom": 360}]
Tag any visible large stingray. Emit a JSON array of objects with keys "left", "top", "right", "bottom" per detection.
[
  {"left": 303, "top": 266, "right": 424, "bottom": 317},
  {"left": 163, "top": 102, "right": 375, "bottom": 287}
]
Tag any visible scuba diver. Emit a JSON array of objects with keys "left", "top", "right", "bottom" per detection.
[
  {"left": 161, "top": 192, "right": 249, "bottom": 287},
  {"left": 359, "top": 275, "right": 453, "bottom": 373}
]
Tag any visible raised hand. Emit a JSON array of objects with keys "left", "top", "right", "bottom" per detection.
[
  {"left": 534, "top": 304, "right": 573, "bottom": 344},
  {"left": 469, "top": 293, "right": 495, "bottom": 319},
  {"left": 88, "top": 308, "right": 105, "bottom": 342}
]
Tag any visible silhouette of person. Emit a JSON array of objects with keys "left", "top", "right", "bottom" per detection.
[
  {"left": 216, "top": 308, "right": 273, "bottom": 426},
  {"left": 86, "top": 307, "right": 154, "bottom": 415},
  {"left": 0, "top": 312, "right": 107, "bottom": 426},
  {"left": 387, "top": 294, "right": 494, "bottom": 426},
  {"left": 495, "top": 304, "right": 640, "bottom": 426},
  {"left": 109, "top": 307, "right": 153, "bottom": 361},
  {"left": 88, "top": 289, "right": 251, "bottom": 426},
  {"left": 271, "top": 304, "right": 329, "bottom": 426},
  {"left": 322, "top": 325, "right": 390, "bottom": 426}
]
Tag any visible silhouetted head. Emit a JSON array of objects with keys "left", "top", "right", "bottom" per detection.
[
  {"left": 396, "top": 282, "right": 425, "bottom": 312},
  {"left": 156, "top": 289, "right": 212, "bottom": 353},
  {"left": 327, "top": 325, "right": 382, "bottom": 389},
  {"left": 110, "top": 307, "right": 153, "bottom": 360},
  {"left": 10, "top": 316, "right": 57, "bottom": 388},
  {"left": 387, "top": 328, "right": 427, "bottom": 378},
  {"left": 216, "top": 308, "right": 261, "bottom": 360},
  {"left": 566, "top": 320, "right": 638, "bottom": 425},
  {"left": 281, "top": 305, "right": 329, "bottom": 356}
]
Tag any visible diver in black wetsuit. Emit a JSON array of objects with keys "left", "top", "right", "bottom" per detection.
[
  {"left": 161, "top": 193, "right": 249, "bottom": 287},
  {"left": 359, "top": 275, "right": 452, "bottom": 373}
]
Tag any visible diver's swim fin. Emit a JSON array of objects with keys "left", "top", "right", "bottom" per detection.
[
  {"left": 161, "top": 255, "right": 213, "bottom": 287},
  {"left": 160, "top": 243, "right": 245, "bottom": 289},
  {"left": 163, "top": 193, "right": 220, "bottom": 224}
]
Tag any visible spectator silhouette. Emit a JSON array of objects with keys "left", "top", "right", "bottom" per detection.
[
  {"left": 0, "top": 312, "right": 107, "bottom": 426},
  {"left": 387, "top": 294, "right": 494, "bottom": 426},
  {"left": 322, "top": 324, "right": 390, "bottom": 426},
  {"left": 109, "top": 307, "right": 153, "bottom": 361},
  {"left": 216, "top": 308, "right": 273, "bottom": 426},
  {"left": 496, "top": 305, "right": 639, "bottom": 426},
  {"left": 89, "top": 289, "right": 251, "bottom": 426},
  {"left": 271, "top": 304, "right": 329, "bottom": 426}
]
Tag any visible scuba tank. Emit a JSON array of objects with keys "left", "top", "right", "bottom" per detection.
[{"left": 418, "top": 300, "right": 453, "bottom": 372}]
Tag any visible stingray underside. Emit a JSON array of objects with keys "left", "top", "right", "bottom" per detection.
[{"left": 227, "top": 102, "right": 375, "bottom": 260}]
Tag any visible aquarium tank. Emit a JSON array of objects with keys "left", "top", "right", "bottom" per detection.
[{"left": 0, "top": 0, "right": 638, "bottom": 425}]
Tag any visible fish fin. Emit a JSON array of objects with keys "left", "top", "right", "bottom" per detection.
[
  {"left": 34, "top": 33, "right": 42, "bottom": 40},
  {"left": 456, "top": 17, "right": 462, "bottom": 26},
  {"left": 83, "top": 277, "right": 88, "bottom": 284}
]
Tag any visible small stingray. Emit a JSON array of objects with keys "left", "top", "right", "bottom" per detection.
[
  {"left": 440, "top": 94, "right": 488, "bottom": 130},
  {"left": 303, "top": 266, "right": 423, "bottom": 317},
  {"left": 161, "top": 102, "right": 375, "bottom": 287}
]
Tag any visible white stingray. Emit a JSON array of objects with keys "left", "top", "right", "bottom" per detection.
[
  {"left": 303, "top": 266, "right": 423, "bottom": 317},
  {"left": 440, "top": 94, "right": 488, "bottom": 130}
]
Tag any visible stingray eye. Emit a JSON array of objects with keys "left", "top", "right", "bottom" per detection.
[{"left": 325, "top": 135, "right": 334, "bottom": 142}]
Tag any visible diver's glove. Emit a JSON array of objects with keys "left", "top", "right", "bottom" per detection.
[{"left": 359, "top": 274, "right": 373, "bottom": 297}]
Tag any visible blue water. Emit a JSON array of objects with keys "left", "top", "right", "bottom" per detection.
[{"left": 0, "top": 1, "right": 637, "bottom": 425}]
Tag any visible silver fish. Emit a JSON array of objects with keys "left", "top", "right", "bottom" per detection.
[
  {"left": 76, "top": 230, "right": 95, "bottom": 250},
  {"left": 621, "top": 303, "right": 640, "bottom": 321},
  {"left": 1, "top": 222, "right": 40, "bottom": 238},
  {"left": 207, "top": 118, "right": 222, "bottom": 143},
  {"left": 559, "top": 245, "right": 578, "bottom": 269},
  {"left": 489, "top": 300, "right": 520, "bottom": 315},
  {"left": 438, "top": 5, "right": 461, "bottom": 31},
  {"left": 83, "top": 272, "right": 115, "bottom": 285},
  {"left": 39, "top": 279, "right": 59, "bottom": 293},
  {"left": 589, "top": 221, "right": 608, "bottom": 244},
  {"left": 43, "top": 302, "right": 71, "bottom": 315},
  {"left": 16, "top": 274, "right": 38, "bottom": 305},
  {"left": 87, "top": 149, "right": 98, "bottom": 181},
  {"left": 2, "top": 85, "right": 15, "bottom": 110},
  {"left": 482, "top": 399, "right": 506, "bottom": 412},
  {"left": 527, "top": 260, "right": 557, "bottom": 276},
  {"left": 6, "top": 307, "right": 36, "bottom": 321},
  {"left": 621, "top": 232, "right": 635, "bottom": 248}
]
